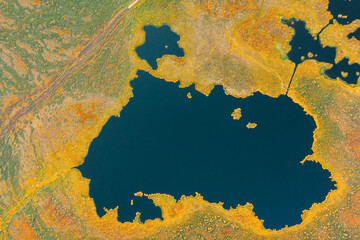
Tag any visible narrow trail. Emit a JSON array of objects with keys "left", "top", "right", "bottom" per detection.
[
  {"left": 285, "top": 18, "right": 334, "bottom": 95},
  {"left": 316, "top": 18, "right": 334, "bottom": 39},
  {"left": 286, "top": 64, "right": 298, "bottom": 96},
  {"left": 0, "top": 0, "right": 141, "bottom": 143}
]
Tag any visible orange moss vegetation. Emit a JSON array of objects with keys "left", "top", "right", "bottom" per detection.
[
  {"left": 231, "top": 108, "right": 242, "bottom": 120},
  {"left": 199, "top": 0, "right": 258, "bottom": 19},
  {"left": 340, "top": 208, "right": 360, "bottom": 239},
  {"left": 351, "top": 190, "right": 360, "bottom": 210},
  {"left": 8, "top": 215, "right": 38, "bottom": 240},
  {"left": 1, "top": 0, "right": 360, "bottom": 239},
  {"left": 39, "top": 197, "right": 81, "bottom": 233},
  {"left": 246, "top": 122, "right": 257, "bottom": 129},
  {"left": 72, "top": 102, "right": 97, "bottom": 125},
  {"left": 0, "top": 13, "right": 16, "bottom": 30}
]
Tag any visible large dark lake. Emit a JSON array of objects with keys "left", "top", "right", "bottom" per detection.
[
  {"left": 78, "top": 70, "right": 335, "bottom": 229},
  {"left": 77, "top": 25, "right": 336, "bottom": 230}
]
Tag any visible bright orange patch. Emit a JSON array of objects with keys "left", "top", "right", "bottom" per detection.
[
  {"left": 73, "top": 102, "right": 97, "bottom": 125},
  {"left": 340, "top": 209, "right": 360, "bottom": 230},
  {"left": 351, "top": 190, "right": 360, "bottom": 210},
  {"left": 41, "top": 198, "right": 80, "bottom": 232},
  {"left": 9, "top": 215, "right": 37, "bottom": 240},
  {"left": 346, "top": 127, "right": 360, "bottom": 163}
]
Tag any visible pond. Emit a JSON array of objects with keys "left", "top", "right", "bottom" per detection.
[{"left": 135, "top": 25, "right": 185, "bottom": 70}]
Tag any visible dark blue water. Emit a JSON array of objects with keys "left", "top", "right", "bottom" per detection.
[
  {"left": 326, "top": 0, "right": 360, "bottom": 84},
  {"left": 327, "top": 0, "right": 360, "bottom": 26},
  {"left": 325, "top": 58, "right": 360, "bottom": 85},
  {"left": 77, "top": 70, "right": 336, "bottom": 229},
  {"left": 135, "top": 25, "right": 184, "bottom": 70},
  {"left": 283, "top": 0, "right": 360, "bottom": 86},
  {"left": 281, "top": 18, "right": 336, "bottom": 66},
  {"left": 348, "top": 28, "right": 360, "bottom": 41}
]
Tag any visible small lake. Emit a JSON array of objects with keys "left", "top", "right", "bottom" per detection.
[
  {"left": 78, "top": 70, "right": 336, "bottom": 229},
  {"left": 135, "top": 25, "right": 185, "bottom": 70}
]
